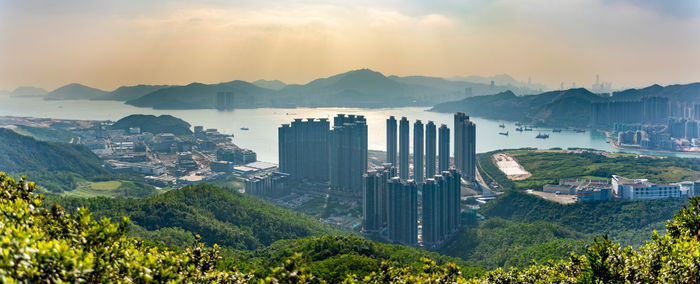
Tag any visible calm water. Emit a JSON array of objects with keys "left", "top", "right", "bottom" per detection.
[{"left": 0, "top": 95, "right": 695, "bottom": 162}]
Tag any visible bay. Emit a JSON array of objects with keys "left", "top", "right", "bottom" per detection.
[{"left": 0, "top": 95, "right": 694, "bottom": 162}]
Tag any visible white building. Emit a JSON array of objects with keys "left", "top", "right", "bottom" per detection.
[
  {"left": 673, "top": 181, "right": 696, "bottom": 197},
  {"left": 611, "top": 175, "right": 680, "bottom": 200}
]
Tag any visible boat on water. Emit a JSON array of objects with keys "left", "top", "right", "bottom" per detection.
[
  {"left": 515, "top": 122, "right": 523, "bottom": 126},
  {"left": 552, "top": 129, "right": 562, "bottom": 132},
  {"left": 499, "top": 131, "right": 509, "bottom": 136},
  {"left": 574, "top": 129, "right": 585, "bottom": 133},
  {"left": 240, "top": 127, "right": 249, "bottom": 130},
  {"left": 536, "top": 133, "right": 550, "bottom": 139},
  {"left": 524, "top": 127, "right": 533, "bottom": 131},
  {"left": 499, "top": 124, "right": 505, "bottom": 128},
  {"left": 515, "top": 127, "right": 523, "bottom": 132}
]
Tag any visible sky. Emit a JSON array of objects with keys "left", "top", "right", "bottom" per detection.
[{"left": 0, "top": 0, "right": 699, "bottom": 91}]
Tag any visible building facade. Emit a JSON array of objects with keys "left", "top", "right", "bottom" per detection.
[
  {"left": 454, "top": 112, "right": 476, "bottom": 181},
  {"left": 612, "top": 175, "right": 681, "bottom": 200},
  {"left": 413, "top": 120, "right": 424, "bottom": 183},
  {"left": 386, "top": 116, "right": 398, "bottom": 166},
  {"left": 399, "top": 117, "right": 410, "bottom": 180},
  {"left": 425, "top": 121, "right": 437, "bottom": 179},
  {"left": 330, "top": 114, "right": 368, "bottom": 193},
  {"left": 438, "top": 124, "right": 450, "bottom": 172},
  {"left": 387, "top": 177, "right": 418, "bottom": 246},
  {"left": 278, "top": 118, "right": 330, "bottom": 182}
]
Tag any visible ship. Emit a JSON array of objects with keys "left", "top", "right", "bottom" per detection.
[
  {"left": 499, "top": 123, "right": 505, "bottom": 128},
  {"left": 552, "top": 129, "right": 562, "bottom": 132},
  {"left": 499, "top": 131, "right": 509, "bottom": 136},
  {"left": 574, "top": 129, "right": 585, "bottom": 133},
  {"left": 240, "top": 127, "right": 249, "bottom": 131},
  {"left": 524, "top": 127, "right": 533, "bottom": 131},
  {"left": 536, "top": 133, "right": 549, "bottom": 139},
  {"left": 515, "top": 127, "right": 523, "bottom": 132}
]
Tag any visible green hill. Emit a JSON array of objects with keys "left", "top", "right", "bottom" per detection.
[
  {"left": 0, "top": 128, "right": 107, "bottom": 192},
  {"left": 112, "top": 114, "right": 192, "bottom": 136},
  {"left": 92, "top": 84, "right": 169, "bottom": 101},
  {"left": 49, "top": 184, "right": 339, "bottom": 250},
  {"left": 431, "top": 88, "right": 606, "bottom": 127},
  {"left": 431, "top": 83, "right": 700, "bottom": 127},
  {"left": 44, "top": 83, "right": 108, "bottom": 100},
  {"left": 480, "top": 191, "right": 688, "bottom": 246},
  {"left": 10, "top": 86, "right": 47, "bottom": 97},
  {"left": 5, "top": 172, "right": 700, "bottom": 282}
]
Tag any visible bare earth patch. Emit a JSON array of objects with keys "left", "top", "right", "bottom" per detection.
[{"left": 492, "top": 153, "right": 532, "bottom": 180}]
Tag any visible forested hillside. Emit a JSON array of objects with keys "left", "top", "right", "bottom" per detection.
[
  {"left": 50, "top": 184, "right": 337, "bottom": 250},
  {"left": 480, "top": 191, "right": 688, "bottom": 246},
  {"left": 4, "top": 173, "right": 700, "bottom": 282},
  {"left": 0, "top": 128, "right": 106, "bottom": 192}
]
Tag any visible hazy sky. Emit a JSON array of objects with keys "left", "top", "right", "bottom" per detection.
[{"left": 1, "top": 0, "right": 699, "bottom": 91}]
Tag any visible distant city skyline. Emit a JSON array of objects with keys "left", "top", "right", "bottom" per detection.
[{"left": 1, "top": 0, "right": 699, "bottom": 91}]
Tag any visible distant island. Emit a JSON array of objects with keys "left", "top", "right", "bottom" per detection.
[
  {"left": 14, "top": 69, "right": 542, "bottom": 109},
  {"left": 431, "top": 83, "right": 700, "bottom": 128}
]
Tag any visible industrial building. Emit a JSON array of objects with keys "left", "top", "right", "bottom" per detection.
[{"left": 612, "top": 175, "right": 681, "bottom": 200}]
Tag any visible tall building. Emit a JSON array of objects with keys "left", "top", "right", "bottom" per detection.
[
  {"left": 363, "top": 170, "right": 382, "bottom": 233},
  {"left": 413, "top": 120, "right": 424, "bottom": 183},
  {"left": 363, "top": 164, "right": 397, "bottom": 233},
  {"left": 278, "top": 118, "right": 330, "bottom": 182},
  {"left": 421, "top": 178, "right": 440, "bottom": 247},
  {"left": 422, "top": 170, "right": 461, "bottom": 248},
  {"left": 642, "top": 96, "right": 669, "bottom": 125},
  {"left": 399, "top": 117, "right": 410, "bottom": 180},
  {"left": 438, "top": 124, "right": 450, "bottom": 172},
  {"left": 454, "top": 113, "right": 476, "bottom": 181},
  {"left": 216, "top": 91, "right": 234, "bottom": 110},
  {"left": 330, "top": 114, "right": 368, "bottom": 193},
  {"left": 425, "top": 121, "right": 436, "bottom": 179},
  {"left": 387, "top": 177, "right": 418, "bottom": 246},
  {"left": 386, "top": 116, "right": 397, "bottom": 166}
]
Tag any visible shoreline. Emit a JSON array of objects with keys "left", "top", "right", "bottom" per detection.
[{"left": 608, "top": 139, "right": 700, "bottom": 157}]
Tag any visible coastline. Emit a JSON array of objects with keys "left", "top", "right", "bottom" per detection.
[{"left": 608, "top": 139, "right": 700, "bottom": 157}]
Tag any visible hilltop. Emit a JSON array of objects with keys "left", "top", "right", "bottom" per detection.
[
  {"left": 111, "top": 114, "right": 192, "bottom": 136},
  {"left": 92, "top": 84, "right": 169, "bottom": 101},
  {"left": 44, "top": 83, "right": 108, "bottom": 100},
  {"left": 431, "top": 83, "right": 700, "bottom": 127}
]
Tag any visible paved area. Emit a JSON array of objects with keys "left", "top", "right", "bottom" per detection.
[{"left": 525, "top": 189, "right": 577, "bottom": 204}]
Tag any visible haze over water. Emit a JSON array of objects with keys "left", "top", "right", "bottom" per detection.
[{"left": 4, "top": 96, "right": 695, "bottom": 162}]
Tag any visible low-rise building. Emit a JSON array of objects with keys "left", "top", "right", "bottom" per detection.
[
  {"left": 245, "top": 172, "right": 290, "bottom": 198},
  {"left": 543, "top": 179, "right": 611, "bottom": 202},
  {"left": 612, "top": 175, "right": 681, "bottom": 200}
]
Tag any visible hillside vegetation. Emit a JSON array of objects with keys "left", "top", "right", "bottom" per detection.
[
  {"left": 112, "top": 114, "right": 192, "bottom": 136},
  {"left": 0, "top": 128, "right": 155, "bottom": 196},
  {"left": 4, "top": 173, "right": 700, "bottom": 282},
  {"left": 481, "top": 191, "right": 688, "bottom": 247}
]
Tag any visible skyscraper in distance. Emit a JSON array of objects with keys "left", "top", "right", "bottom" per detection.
[
  {"left": 386, "top": 116, "right": 397, "bottom": 166},
  {"left": 454, "top": 112, "right": 476, "bottom": 181},
  {"left": 438, "top": 124, "right": 450, "bottom": 172},
  {"left": 387, "top": 177, "right": 418, "bottom": 246},
  {"left": 425, "top": 121, "right": 436, "bottom": 179},
  {"left": 413, "top": 120, "right": 424, "bottom": 183},
  {"left": 399, "top": 117, "right": 410, "bottom": 180},
  {"left": 330, "top": 114, "right": 368, "bottom": 193}
]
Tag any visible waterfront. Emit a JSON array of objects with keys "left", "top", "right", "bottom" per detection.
[{"left": 0, "top": 95, "right": 696, "bottom": 162}]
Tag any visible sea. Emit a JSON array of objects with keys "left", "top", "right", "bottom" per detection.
[{"left": 0, "top": 95, "right": 696, "bottom": 162}]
